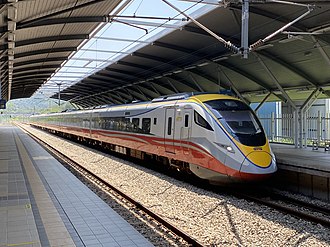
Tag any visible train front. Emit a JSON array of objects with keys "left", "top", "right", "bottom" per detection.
[{"left": 204, "top": 97, "right": 277, "bottom": 181}]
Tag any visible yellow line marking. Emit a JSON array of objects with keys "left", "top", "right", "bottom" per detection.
[{"left": 7, "top": 241, "right": 39, "bottom": 246}]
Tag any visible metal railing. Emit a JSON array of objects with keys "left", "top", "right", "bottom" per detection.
[{"left": 258, "top": 112, "right": 330, "bottom": 147}]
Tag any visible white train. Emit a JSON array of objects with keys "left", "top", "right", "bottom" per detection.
[{"left": 30, "top": 93, "right": 277, "bottom": 182}]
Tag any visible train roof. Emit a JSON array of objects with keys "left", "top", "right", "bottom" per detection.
[{"left": 31, "top": 92, "right": 241, "bottom": 117}]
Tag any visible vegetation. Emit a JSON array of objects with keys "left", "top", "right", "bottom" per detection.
[{"left": 0, "top": 95, "right": 76, "bottom": 124}]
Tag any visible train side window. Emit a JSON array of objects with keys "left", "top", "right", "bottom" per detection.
[
  {"left": 184, "top": 115, "right": 189, "bottom": 127},
  {"left": 194, "top": 111, "right": 213, "bottom": 131},
  {"left": 142, "top": 118, "right": 151, "bottom": 133},
  {"left": 167, "top": 117, "right": 172, "bottom": 135},
  {"left": 153, "top": 118, "right": 157, "bottom": 125},
  {"left": 132, "top": 118, "right": 139, "bottom": 131}
]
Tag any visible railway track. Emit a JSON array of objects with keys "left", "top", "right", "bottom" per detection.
[
  {"left": 221, "top": 187, "right": 330, "bottom": 228},
  {"left": 19, "top": 123, "right": 330, "bottom": 245},
  {"left": 19, "top": 124, "right": 204, "bottom": 247}
]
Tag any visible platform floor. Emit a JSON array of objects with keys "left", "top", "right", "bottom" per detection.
[
  {"left": 0, "top": 126, "right": 153, "bottom": 247},
  {"left": 271, "top": 143, "right": 330, "bottom": 176}
]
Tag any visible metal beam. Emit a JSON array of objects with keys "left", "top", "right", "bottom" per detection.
[
  {"left": 117, "top": 60, "right": 162, "bottom": 73},
  {"left": 14, "top": 57, "right": 68, "bottom": 68},
  {"left": 18, "top": 16, "right": 109, "bottom": 29},
  {"left": 15, "top": 47, "right": 77, "bottom": 59},
  {"left": 255, "top": 92, "right": 272, "bottom": 112},
  {"left": 18, "top": 0, "right": 108, "bottom": 28},
  {"left": 109, "top": 93, "right": 125, "bottom": 104},
  {"left": 132, "top": 52, "right": 177, "bottom": 67},
  {"left": 14, "top": 64, "right": 59, "bottom": 73},
  {"left": 258, "top": 50, "right": 319, "bottom": 87},
  {"left": 87, "top": 75, "right": 122, "bottom": 87},
  {"left": 96, "top": 71, "right": 129, "bottom": 84},
  {"left": 134, "top": 84, "right": 159, "bottom": 99},
  {"left": 106, "top": 94, "right": 122, "bottom": 105},
  {"left": 169, "top": 74, "right": 200, "bottom": 92},
  {"left": 182, "top": 25, "right": 238, "bottom": 43},
  {"left": 218, "top": 61, "right": 273, "bottom": 92},
  {"left": 117, "top": 89, "right": 134, "bottom": 102},
  {"left": 14, "top": 34, "right": 89, "bottom": 48},
  {"left": 250, "top": 3, "right": 314, "bottom": 51},
  {"left": 254, "top": 53, "right": 297, "bottom": 109},
  {"left": 312, "top": 37, "right": 330, "bottom": 67},
  {"left": 13, "top": 74, "right": 50, "bottom": 81},
  {"left": 187, "top": 72, "right": 204, "bottom": 92},
  {"left": 162, "top": 0, "right": 239, "bottom": 54},
  {"left": 190, "top": 68, "right": 228, "bottom": 90},
  {"left": 218, "top": 66, "right": 249, "bottom": 104},
  {"left": 152, "top": 41, "right": 203, "bottom": 58},
  {"left": 150, "top": 82, "right": 161, "bottom": 95},
  {"left": 166, "top": 78, "right": 179, "bottom": 93},
  {"left": 104, "top": 67, "right": 139, "bottom": 77},
  {"left": 126, "top": 88, "right": 148, "bottom": 101}
]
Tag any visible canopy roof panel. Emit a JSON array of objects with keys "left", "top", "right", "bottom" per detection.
[
  {"left": 0, "top": 0, "right": 125, "bottom": 100},
  {"left": 2, "top": 0, "right": 330, "bottom": 108},
  {"left": 55, "top": 1, "right": 330, "bottom": 108}
]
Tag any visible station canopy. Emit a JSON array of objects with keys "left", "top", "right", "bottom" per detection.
[
  {"left": 0, "top": 0, "right": 125, "bottom": 101},
  {"left": 1, "top": 0, "right": 330, "bottom": 108}
]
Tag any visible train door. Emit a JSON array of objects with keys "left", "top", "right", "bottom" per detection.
[
  {"left": 165, "top": 108, "right": 175, "bottom": 153},
  {"left": 181, "top": 109, "right": 192, "bottom": 155}
]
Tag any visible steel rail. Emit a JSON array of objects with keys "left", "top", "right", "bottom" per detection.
[{"left": 228, "top": 190, "right": 330, "bottom": 228}]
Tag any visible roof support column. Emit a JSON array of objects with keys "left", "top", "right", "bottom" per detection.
[
  {"left": 293, "top": 110, "right": 299, "bottom": 148},
  {"left": 299, "top": 88, "right": 322, "bottom": 148},
  {"left": 241, "top": 0, "right": 249, "bottom": 59},
  {"left": 7, "top": 2, "right": 17, "bottom": 101}
]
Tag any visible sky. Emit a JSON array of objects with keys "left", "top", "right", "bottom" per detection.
[{"left": 35, "top": 0, "right": 217, "bottom": 98}]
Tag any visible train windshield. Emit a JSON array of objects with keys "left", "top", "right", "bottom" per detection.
[{"left": 204, "top": 99, "right": 266, "bottom": 146}]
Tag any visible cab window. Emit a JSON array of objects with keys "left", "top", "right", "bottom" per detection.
[{"left": 194, "top": 111, "right": 213, "bottom": 131}]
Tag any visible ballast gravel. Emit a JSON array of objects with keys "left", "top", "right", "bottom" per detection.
[{"left": 22, "top": 124, "right": 330, "bottom": 247}]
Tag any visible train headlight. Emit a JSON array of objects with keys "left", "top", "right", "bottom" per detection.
[{"left": 215, "top": 142, "right": 235, "bottom": 153}]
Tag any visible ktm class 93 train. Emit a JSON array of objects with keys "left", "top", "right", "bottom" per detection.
[{"left": 30, "top": 93, "right": 277, "bottom": 182}]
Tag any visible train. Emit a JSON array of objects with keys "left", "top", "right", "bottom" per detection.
[{"left": 29, "top": 92, "right": 277, "bottom": 183}]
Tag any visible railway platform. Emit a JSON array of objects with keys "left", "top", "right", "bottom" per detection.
[
  {"left": 271, "top": 143, "right": 330, "bottom": 201},
  {"left": 271, "top": 143, "right": 330, "bottom": 175},
  {"left": 0, "top": 126, "right": 153, "bottom": 247}
]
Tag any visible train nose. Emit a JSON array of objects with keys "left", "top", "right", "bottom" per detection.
[
  {"left": 243, "top": 151, "right": 273, "bottom": 168},
  {"left": 240, "top": 151, "right": 276, "bottom": 177}
]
